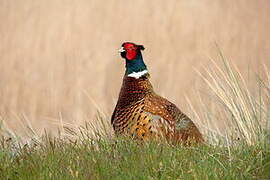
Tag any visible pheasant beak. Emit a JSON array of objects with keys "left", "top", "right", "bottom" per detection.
[{"left": 118, "top": 47, "right": 125, "bottom": 53}]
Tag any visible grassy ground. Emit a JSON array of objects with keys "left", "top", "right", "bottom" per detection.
[
  {"left": 1, "top": 0, "right": 270, "bottom": 134},
  {"left": 0, "top": 137, "right": 269, "bottom": 180}
]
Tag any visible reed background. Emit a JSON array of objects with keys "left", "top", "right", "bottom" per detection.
[{"left": 0, "top": 0, "right": 269, "bottom": 137}]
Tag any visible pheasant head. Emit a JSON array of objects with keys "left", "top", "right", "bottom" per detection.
[{"left": 119, "top": 42, "right": 148, "bottom": 78}]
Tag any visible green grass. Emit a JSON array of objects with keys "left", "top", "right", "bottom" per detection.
[{"left": 0, "top": 137, "right": 269, "bottom": 180}]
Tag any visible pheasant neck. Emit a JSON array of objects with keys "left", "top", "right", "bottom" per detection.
[{"left": 125, "top": 52, "right": 147, "bottom": 78}]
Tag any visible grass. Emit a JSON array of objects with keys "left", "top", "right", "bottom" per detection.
[
  {"left": 191, "top": 49, "right": 270, "bottom": 146},
  {"left": 0, "top": 137, "right": 269, "bottom": 179}
]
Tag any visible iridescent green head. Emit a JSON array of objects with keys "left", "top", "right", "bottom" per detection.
[{"left": 119, "top": 42, "right": 148, "bottom": 76}]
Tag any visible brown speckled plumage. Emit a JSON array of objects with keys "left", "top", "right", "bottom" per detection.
[
  {"left": 112, "top": 74, "right": 203, "bottom": 144},
  {"left": 112, "top": 42, "right": 203, "bottom": 144}
]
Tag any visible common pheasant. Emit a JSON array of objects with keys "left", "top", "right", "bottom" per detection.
[{"left": 111, "top": 42, "right": 203, "bottom": 144}]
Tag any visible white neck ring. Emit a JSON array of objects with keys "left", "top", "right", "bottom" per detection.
[{"left": 127, "top": 70, "right": 148, "bottom": 79}]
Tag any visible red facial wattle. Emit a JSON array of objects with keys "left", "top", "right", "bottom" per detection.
[
  {"left": 126, "top": 50, "right": 137, "bottom": 60},
  {"left": 123, "top": 43, "right": 137, "bottom": 60}
]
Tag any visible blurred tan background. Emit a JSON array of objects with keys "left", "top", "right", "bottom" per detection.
[{"left": 0, "top": 0, "right": 269, "bottom": 135}]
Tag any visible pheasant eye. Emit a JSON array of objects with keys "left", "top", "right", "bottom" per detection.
[{"left": 129, "top": 47, "right": 135, "bottom": 51}]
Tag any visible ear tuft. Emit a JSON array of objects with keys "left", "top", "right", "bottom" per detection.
[{"left": 138, "top": 45, "right": 145, "bottom": 51}]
